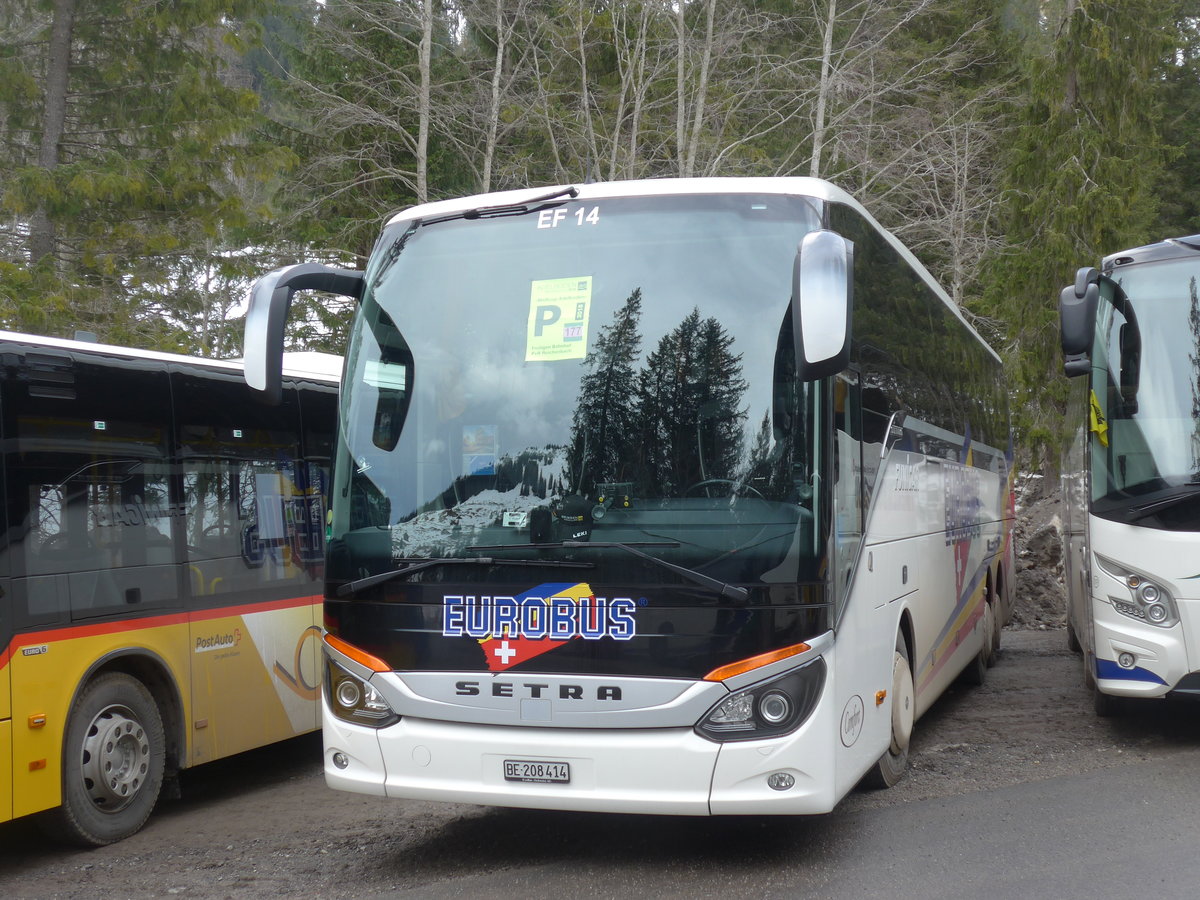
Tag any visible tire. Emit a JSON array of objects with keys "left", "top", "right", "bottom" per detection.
[
  {"left": 863, "top": 636, "right": 914, "bottom": 789},
  {"left": 39, "top": 672, "right": 166, "bottom": 846},
  {"left": 1082, "top": 653, "right": 1130, "bottom": 718},
  {"left": 1066, "top": 617, "right": 1081, "bottom": 654},
  {"left": 989, "top": 594, "right": 1003, "bottom": 665},
  {"left": 960, "top": 600, "right": 994, "bottom": 686},
  {"left": 1092, "top": 684, "right": 1130, "bottom": 717}
]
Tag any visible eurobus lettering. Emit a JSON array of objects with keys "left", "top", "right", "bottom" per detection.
[{"left": 441, "top": 592, "right": 637, "bottom": 641}]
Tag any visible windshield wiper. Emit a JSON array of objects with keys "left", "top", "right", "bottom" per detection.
[
  {"left": 1122, "top": 483, "right": 1200, "bottom": 524},
  {"left": 467, "top": 540, "right": 749, "bottom": 603},
  {"left": 370, "top": 187, "right": 580, "bottom": 291},
  {"left": 336, "top": 556, "right": 593, "bottom": 598},
  {"left": 423, "top": 186, "right": 579, "bottom": 226}
]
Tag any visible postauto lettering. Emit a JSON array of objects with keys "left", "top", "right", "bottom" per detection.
[{"left": 442, "top": 593, "right": 637, "bottom": 641}]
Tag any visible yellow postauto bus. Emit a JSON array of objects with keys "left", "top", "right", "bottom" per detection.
[{"left": 0, "top": 331, "right": 339, "bottom": 845}]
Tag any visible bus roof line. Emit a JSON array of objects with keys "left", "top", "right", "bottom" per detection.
[{"left": 0, "top": 329, "right": 342, "bottom": 383}]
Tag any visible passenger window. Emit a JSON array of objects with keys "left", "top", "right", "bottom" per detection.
[
  {"left": 174, "top": 370, "right": 318, "bottom": 601},
  {"left": 8, "top": 354, "right": 179, "bottom": 622}
]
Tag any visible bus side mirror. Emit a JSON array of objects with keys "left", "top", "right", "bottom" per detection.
[
  {"left": 244, "top": 264, "right": 364, "bottom": 403},
  {"left": 793, "top": 230, "right": 853, "bottom": 381},
  {"left": 1059, "top": 266, "right": 1099, "bottom": 377}
]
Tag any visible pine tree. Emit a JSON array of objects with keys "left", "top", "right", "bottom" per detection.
[
  {"left": 983, "top": 0, "right": 1177, "bottom": 475},
  {"left": 0, "top": 0, "right": 291, "bottom": 349}
]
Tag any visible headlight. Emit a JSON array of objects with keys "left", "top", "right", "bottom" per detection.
[
  {"left": 1095, "top": 554, "right": 1179, "bottom": 628},
  {"left": 696, "top": 658, "right": 826, "bottom": 742},
  {"left": 324, "top": 658, "right": 400, "bottom": 728}
]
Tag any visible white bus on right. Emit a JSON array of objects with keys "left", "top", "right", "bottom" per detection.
[{"left": 1059, "top": 237, "right": 1200, "bottom": 716}]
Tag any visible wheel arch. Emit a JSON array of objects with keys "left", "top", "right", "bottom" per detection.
[{"left": 72, "top": 649, "right": 186, "bottom": 777}]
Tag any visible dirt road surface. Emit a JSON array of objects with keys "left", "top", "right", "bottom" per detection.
[{"left": 3, "top": 627, "right": 1199, "bottom": 898}]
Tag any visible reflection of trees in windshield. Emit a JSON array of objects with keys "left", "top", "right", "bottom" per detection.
[
  {"left": 568, "top": 289, "right": 643, "bottom": 495},
  {"left": 568, "top": 291, "right": 750, "bottom": 499}
]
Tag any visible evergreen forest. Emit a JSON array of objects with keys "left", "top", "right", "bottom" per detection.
[{"left": 3, "top": 0, "right": 1199, "bottom": 463}]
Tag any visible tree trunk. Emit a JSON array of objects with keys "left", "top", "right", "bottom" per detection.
[
  {"left": 481, "top": 0, "right": 506, "bottom": 192},
  {"left": 810, "top": 0, "right": 837, "bottom": 179},
  {"left": 29, "top": 0, "right": 77, "bottom": 264},
  {"left": 674, "top": 1, "right": 687, "bottom": 175},
  {"left": 417, "top": 0, "right": 433, "bottom": 203},
  {"left": 684, "top": 0, "right": 716, "bottom": 178}
]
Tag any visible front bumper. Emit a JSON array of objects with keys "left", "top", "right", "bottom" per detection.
[{"left": 322, "top": 692, "right": 840, "bottom": 815}]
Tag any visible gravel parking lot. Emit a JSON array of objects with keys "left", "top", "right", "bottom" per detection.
[{"left": 4, "top": 626, "right": 1199, "bottom": 899}]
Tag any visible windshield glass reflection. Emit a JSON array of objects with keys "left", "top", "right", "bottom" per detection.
[
  {"left": 331, "top": 193, "right": 824, "bottom": 587},
  {"left": 1093, "top": 259, "right": 1200, "bottom": 527}
]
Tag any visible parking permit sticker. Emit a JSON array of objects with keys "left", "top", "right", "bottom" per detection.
[{"left": 526, "top": 277, "right": 592, "bottom": 361}]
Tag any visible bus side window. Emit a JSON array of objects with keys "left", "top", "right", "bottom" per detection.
[
  {"left": 9, "top": 355, "right": 177, "bottom": 623},
  {"left": 860, "top": 384, "right": 890, "bottom": 505},
  {"left": 175, "top": 368, "right": 313, "bottom": 600}
]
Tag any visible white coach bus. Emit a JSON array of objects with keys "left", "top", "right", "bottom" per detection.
[
  {"left": 243, "top": 178, "right": 1013, "bottom": 814},
  {"left": 1060, "top": 237, "right": 1200, "bottom": 715}
]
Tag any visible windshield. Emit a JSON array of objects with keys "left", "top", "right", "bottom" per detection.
[
  {"left": 329, "top": 192, "right": 826, "bottom": 593},
  {"left": 1091, "top": 256, "right": 1200, "bottom": 528}
]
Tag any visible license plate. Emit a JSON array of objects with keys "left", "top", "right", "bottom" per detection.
[{"left": 503, "top": 759, "right": 570, "bottom": 784}]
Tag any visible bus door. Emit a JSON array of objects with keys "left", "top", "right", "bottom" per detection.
[
  {"left": 174, "top": 369, "right": 318, "bottom": 763},
  {"left": 829, "top": 371, "right": 902, "bottom": 789}
]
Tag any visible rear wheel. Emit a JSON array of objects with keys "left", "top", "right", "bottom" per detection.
[
  {"left": 988, "top": 587, "right": 1003, "bottom": 664},
  {"left": 864, "top": 635, "right": 914, "bottom": 789},
  {"left": 39, "top": 673, "right": 166, "bottom": 846},
  {"left": 960, "top": 600, "right": 994, "bottom": 685}
]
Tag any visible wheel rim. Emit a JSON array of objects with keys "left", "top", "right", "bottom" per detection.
[
  {"left": 79, "top": 704, "right": 150, "bottom": 814},
  {"left": 890, "top": 651, "right": 915, "bottom": 754},
  {"left": 982, "top": 600, "right": 996, "bottom": 660}
]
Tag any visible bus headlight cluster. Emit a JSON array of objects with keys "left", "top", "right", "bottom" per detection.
[
  {"left": 325, "top": 659, "right": 400, "bottom": 728},
  {"left": 1096, "top": 554, "right": 1178, "bottom": 629},
  {"left": 695, "top": 658, "right": 826, "bottom": 742}
]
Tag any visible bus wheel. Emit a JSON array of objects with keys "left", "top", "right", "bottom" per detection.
[
  {"left": 41, "top": 673, "right": 166, "bottom": 846},
  {"left": 1082, "top": 654, "right": 1130, "bottom": 717},
  {"left": 988, "top": 594, "right": 1002, "bottom": 665},
  {"left": 960, "top": 601, "right": 994, "bottom": 686},
  {"left": 1066, "top": 617, "right": 1081, "bottom": 654},
  {"left": 1091, "top": 679, "right": 1133, "bottom": 717},
  {"left": 864, "top": 637, "right": 914, "bottom": 789}
]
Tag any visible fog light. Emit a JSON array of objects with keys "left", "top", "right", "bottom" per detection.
[
  {"left": 1118, "top": 652, "right": 1136, "bottom": 669},
  {"left": 332, "top": 751, "right": 349, "bottom": 770},
  {"left": 1146, "top": 603, "right": 1168, "bottom": 624},
  {"left": 767, "top": 772, "right": 795, "bottom": 791}
]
